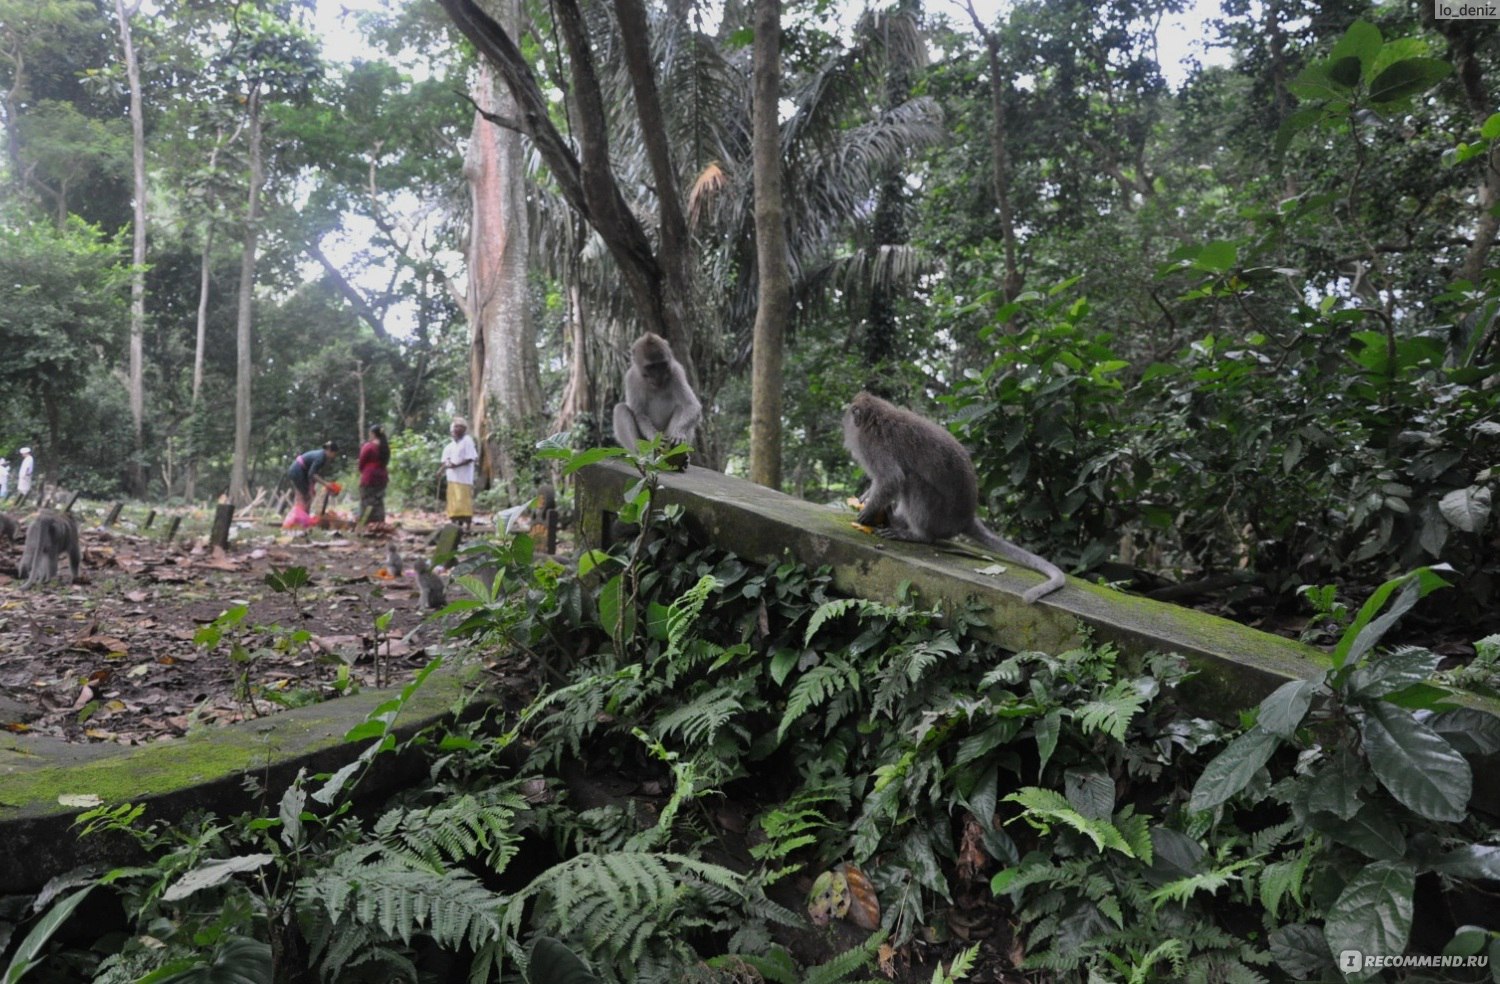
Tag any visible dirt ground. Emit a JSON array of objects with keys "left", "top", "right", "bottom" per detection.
[{"left": 0, "top": 503, "right": 543, "bottom": 744}]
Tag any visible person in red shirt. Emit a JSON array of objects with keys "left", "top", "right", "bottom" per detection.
[{"left": 358, "top": 424, "right": 391, "bottom": 527}]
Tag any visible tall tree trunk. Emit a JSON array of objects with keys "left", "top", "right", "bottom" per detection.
[
  {"left": 1438, "top": 22, "right": 1500, "bottom": 284},
  {"left": 116, "top": 0, "right": 148, "bottom": 496},
  {"left": 437, "top": 0, "right": 699, "bottom": 385},
  {"left": 229, "top": 87, "right": 264, "bottom": 505},
  {"left": 963, "top": 2, "right": 1022, "bottom": 306},
  {"left": 185, "top": 222, "right": 214, "bottom": 502},
  {"left": 554, "top": 231, "right": 596, "bottom": 441},
  {"left": 748, "top": 0, "right": 790, "bottom": 489},
  {"left": 464, "top": 42, "right": 543, "bottom": 495}
]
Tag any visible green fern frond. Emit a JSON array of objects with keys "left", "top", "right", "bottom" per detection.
[
  {"left": 300, "top": 862, "right": 504, "bottom": 952},
  {"left": 1004, "top": 788, "right": 1136, "bottom": 857},
  {"left": 653, "top": 687, "right": 746, "bottom": 749},
  {"left": 1114, "top": 811, "right": 1154, "bottom": 864},
  {"left": 1127, "top": 938, "right": 1188, "bottom": 983},
  {"left": 665, "top": 574, "right": 719, "bottom": 659},
  {"left": 778, "top": 656, "right": 861, "bottom": 740},
  {"left": 803, "top": 929, "right": 888, "bottom": 984},
  {"left": 1147, "top": 860, "right": 1254, "bottom": 907},
  {"left": 1247, "top": 820, "right": 1297, "bottom": 856},
  {"left": 374, "top": 794, "right": 523, "bottom": 872},
  {"left": 803, "top": 597, "right": 911, "bottom": 644},
  {"left": 518, "top": 851, "right": 746, "bottom": 969},
  {"left": 871, "top": 634, "right": 961, "bottom": 717},
  {"left": 1257, "top": 854, "right": 1308, "bottom": 919},
  {"left": 1076, "top": 680, "right": 1148, "bottom": 742}
]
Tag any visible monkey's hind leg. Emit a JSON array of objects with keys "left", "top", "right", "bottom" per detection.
[{"left": 612, "top": 403, "right": 648, "bottom": 448}]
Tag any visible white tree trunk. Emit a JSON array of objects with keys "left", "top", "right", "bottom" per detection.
[
  {"left": 463, "top": 19, "right": 541, "bottom": 496},
  {"left": 229, "top": 88, "right": 264, "bottom": 505},
  {"left": 116, "top": 0, "right": 148, "bottom": 496}
]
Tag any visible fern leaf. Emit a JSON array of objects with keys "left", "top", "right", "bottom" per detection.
[
  {"left": 1147, "top": 861, "right": 1253, "bottom": 907},
  {"left": 1004, "top": 788, "right": 1136, "bottom": 857},
  {"left": 778, "top": 656, "right": 861, "bottom": 740},
  {"left": 1076, "top": 680, "right": 1147, "bottom": 742},
  {"left": 803, "top": 598, "right": 862, "bottom": 643},
  {"left": 803, "top": 929, "right": 888, "bottom": 984},
  {"left": 1257, "top": 855, "right": 1307, "bottom": 919},
  {"left": 666, "top": 575, "right": 720, "bottom": 659}
]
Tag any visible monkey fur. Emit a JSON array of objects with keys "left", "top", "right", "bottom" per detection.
[
  {"left": 612, "top": 332, "right": 702, "bottom": 462},
  {"left": 18, "top": 509, "right": 81, "bottom": 588},
  {"left": 843, "top": 392, "right": 1065, "bottom": 604},
  {"left": 385, "top": 543, "right": 405, "bottom": 577},
  {"left": 0, "top": 513, "right": 16, "bottom": 544},
  {"left": 412, "top": 557, "right": 447, "bottom": 610}
]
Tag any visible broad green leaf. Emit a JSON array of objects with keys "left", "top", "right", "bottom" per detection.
[
  {"left": 1063, "top": 769, "right": 1114, "bottom": 821},
  {"left": 1327, "top": 55, "right": 1362, "bottom": 88},
  {"left": 1348, "top": 648, "right": 1440, "bottom": 698},
  {"left": 1429, "top": 845, "right": 1500, "bottom": 881},
  {"left": 1290, "top": 61, "right": 1352, "bottom": 101},
  {"left": 598, "top": 573, "right": 635, "bottom": 644},
  {"left": 1368, "top": 58, "right": 1451, "bottom": 106},
  {"left": 1257, "top": 678, "right": 1318, "bottom": 737},
  {"left": 1195, "top": 240, "right": 1238, "bottom": 273},
  {"left": 1328, "top": 20, "right": 1382, "bottom": 79},
  {"left": 576, "top": 549, "right": 612, "bottom": 577},
  {"left": 1361, "top": 702, "right": 1471, "bottom": 821},
  {"left": 1323, "top": 861, "right": 1416, "bottom": 974},
  {"left": 1427, "top": 707, "right": 1500, "bottom": 755},
  {"left": 1333, "top": 568, "right": 1449, "bottom": 670},
  {"left": 1269, "top": 923, "right": 1333, "bottom": 979},
  {"left": 1306, "top": 748, "right": 1365, "bottom": 820},
  {"left": 1368, "top": 37, "right": 1430, "bottom": 79},
  {"left": 1444, "top": 925, "right": 1491, "bottom": 957},
  {"left": 1439, "top": 486, "right": 1491, "bottom": 532},
  {"left": 2, "top": 885, "right": 95, "bottom": 984},
  {"left": 1313, "top": 803, "right": 1406, "bottom": 861},
  {"left": 560, "top": 445, "right": 626, "bottom": 476},
  {"left": 1035, "top": 709, "right": 1061, "bottom": 775},
  {"left": 1189, "top": 726, "right": 1280, "bottom": 812},
  {"left": 161, "top": 855, "right": 274, "bottom": 902},
  {"left": 1482, "top": 112, "right": 1500, "bottom": 140},
  {"left": 768, "top": 647, "right": 799, "bottom": 686}
]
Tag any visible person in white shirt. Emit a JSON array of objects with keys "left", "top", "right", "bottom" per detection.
[
  {"left": 438, "top": 417, "right": 479, "bottom": 531},
  {"left": 0, "top": 458, "right": 9, "bottom": 499},
  {"left": 16, "top": 448, "right": 34, "bottom": 500}
]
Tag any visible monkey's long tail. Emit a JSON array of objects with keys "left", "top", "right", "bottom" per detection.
[{"left": 968, "top": 521, "right": 1066, "bottom": 604}]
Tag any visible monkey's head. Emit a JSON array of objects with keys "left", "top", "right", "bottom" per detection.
[
  {"left": 845, "top": 392, "right": 889, "bottom": 431},
  {"left": 633, "top": 332, "right": 674, "bottom": 385}
]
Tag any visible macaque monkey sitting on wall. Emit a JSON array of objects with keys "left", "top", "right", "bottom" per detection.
[
  {"left": 612, "top": 333, "right": 702, "bottom": 467},
  {"left": 842, "top": 392, "right": 1065, "bottom": 604},
  {"left": 18, "top": 509, "right": 81, "bottom": 588}
]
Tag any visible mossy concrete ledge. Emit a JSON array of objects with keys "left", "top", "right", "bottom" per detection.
[
  {"left": 577, "top": 461, "right": 1500, "bottom": 729},
  {"left": 0, "top": 664, "right": 479, "bottom": 896}
]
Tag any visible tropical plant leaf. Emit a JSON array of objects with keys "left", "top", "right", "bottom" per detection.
[
  {"left": 1360, "top": 702, "right": 1471, "bottom": 822},
  {"left": 1438, "top": 486, "right": 1491, "bottom": 532},
  {"left": 1256, "top": 678, "right": 1318, "bottom": 737},
  {"left": 1322, "top": 861, "right": 1416, "bottom": 966},
  {"left": 1188, "top": 726, "right": 1280, "bottom": 812}
]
